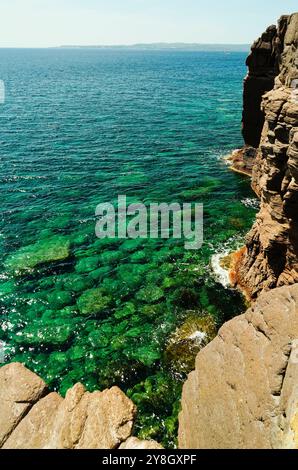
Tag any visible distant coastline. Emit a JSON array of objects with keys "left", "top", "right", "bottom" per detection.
[{"left": 57, "top": 43, "right": 250, "bottom": 52}]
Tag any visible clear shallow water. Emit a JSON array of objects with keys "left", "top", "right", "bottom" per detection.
[{"left": 0, "top": 49, "right": 256, "bottom": 446}]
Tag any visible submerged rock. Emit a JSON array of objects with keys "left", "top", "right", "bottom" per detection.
[
  {"left": 77, "top": 288, "right": 112, "bottom": 315},
  {"left": 12, "top": 319, "right": 74, "bottom": 347},
  {"left": 75, "top": 256, "right": 101, "bottom": 274},
  {"left": 165, "top": 314, "right": 217, "bottom": 374},
  {"left": 136, "top": 285, "right": 164, "bottom": 303},
  {"left": 4, "top": 236, "right": 71, "bottom": 276}
]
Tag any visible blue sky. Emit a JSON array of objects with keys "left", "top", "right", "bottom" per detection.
[{"left": 1, "top": 0, "right": 297, "bottom": 47}]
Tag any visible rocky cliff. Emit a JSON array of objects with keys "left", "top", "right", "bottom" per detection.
[
  {"left": 179, "top": 284, "right": 298, "bottom": 449},
  {"left": 178, "top": 14, "right": 298, "bottom": 449},
  {"left": 0, "top": 362, "right": 162, "bottom": 449},
  {"left": 232, "top": 13, "right": 298, "bottom": 299},
  {"left": 242, "top": 20, "right": 286, "bottom": 148}
]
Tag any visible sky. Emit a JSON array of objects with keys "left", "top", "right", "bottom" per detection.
[{"left": 0, "top": 0, "right": 297, "bottom": 47}]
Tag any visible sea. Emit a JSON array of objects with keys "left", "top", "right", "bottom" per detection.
[{"left": 0, "top": 49, "right": 257, "bottom": 446}]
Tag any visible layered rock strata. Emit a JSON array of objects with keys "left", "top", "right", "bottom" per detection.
[
  {"left": 229, "top": 16, "right": 289, "bottom": 175},
  {"left": 233, "top": 13, "right": 298, "bottom": 299}
]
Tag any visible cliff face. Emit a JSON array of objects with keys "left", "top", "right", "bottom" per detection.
[
  {"left": 242, "top": 17, "right": 289, "bottom": 148},
  {"left": 178, "top": 14, "right": 298, "bottom": 450},
  {"left": 233, "top": 13, "right": 298, "bottom": 299},
  {"left": 179, "top": 284, "right": 298, "bottom": 449}
]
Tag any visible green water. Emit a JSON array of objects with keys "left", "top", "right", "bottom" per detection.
[{"left": 0, "top": 49, "right": 257, "bottom": 446}]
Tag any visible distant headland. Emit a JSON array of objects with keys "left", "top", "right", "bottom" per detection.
[{"left": 57, "top": 43, "right": 250, "bottom": 52}]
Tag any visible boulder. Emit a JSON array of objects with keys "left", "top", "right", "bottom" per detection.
[
  {"left": 1, "top": 376, "right": 136, "bottom": 449},
  {"left": 0, "top": 363, "right": 47, "bottom": 447}
]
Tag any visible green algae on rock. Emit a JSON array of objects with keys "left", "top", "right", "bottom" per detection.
[
  {"left": 136, "top": 285, "right": 164, "bottom": 303},
  {"left": 127, "top": 372, "right": 182, "bottom": 448},
  {"left": 75, "top": 256, "right": 101, "bottom": 274},
  {"left": 4, "top": 236, "right": 71, "bottom": 275},
  {"left": 165, "top": 313, "right": 217, "bottom": 375},
  {"left": 77, "top": 288, "right": 112, "bottom": 315},
  {"left": 47, "top": 290, "right": 73, "bottom": 310},
  {"left": 12, "top": 319, "right": 75, "bottom": 347},
  {"left": 0, "top": 49, "right": 260, "bottom": 448}
]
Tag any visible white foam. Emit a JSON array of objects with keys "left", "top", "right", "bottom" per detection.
[
  {"left": 210, "top": 251, "right": 231, "bottom": 288},
  {"left": 241, "top": 197, "right": 260, "bottom": 210},
  {"left": 188, "top": 330, "right": 207, "bottom": 343}
]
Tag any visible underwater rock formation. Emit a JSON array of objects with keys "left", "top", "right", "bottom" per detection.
[
  {"left": 233, "top": 13, "right": 298, "bottom": 299},
  {"left": 0, "top": 362, "right": 161, "bottom": 449},
  {"left": 178, "top": 283, "right": 298, "bottom": 449},
  {"left": 164, "top": 313, "right": 217, "bottom": 375},
  {"left": 4, "top": 236, "right": 71, "bottom": 276}
]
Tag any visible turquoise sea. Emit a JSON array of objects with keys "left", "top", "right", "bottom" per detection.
[{"left": 0, "top": 49, "right": 256, "bottom": 446}]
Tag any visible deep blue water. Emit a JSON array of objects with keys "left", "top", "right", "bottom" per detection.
[{"left": 0, "top": 49, "right": 256, "bottom": 446}]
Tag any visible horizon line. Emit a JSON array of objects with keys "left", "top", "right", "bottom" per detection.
[{"left": 0, "top": 42, "right": 251, "bottom": 50}]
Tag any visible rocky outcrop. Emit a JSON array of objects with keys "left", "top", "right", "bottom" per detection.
[
  {"left": 233, "top": 13, "right": 298, "bottom": 299},
  {"left": 178, "top": 14, "right": 298, "bottom": 450},
  {"left": 0, "top": 363, "right": 161, "bottom": 449},
  {"left": 178, "top": 283, "right": 298, "bottom": 449},
  {"left": 241, "top": 20, "right": 287, "bottom": 148},
  {"left": 227, "top": 146, "right": 257, "bottom": 176},
  {"left": 0, "top": 362, "right": 47, "bottom": 447}
]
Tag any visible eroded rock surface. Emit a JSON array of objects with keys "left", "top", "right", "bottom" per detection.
[
  {"left": 0, "top": 363, "right": 162, "bottom": 449},
  {"left": 227, "top": 146, "right": 257, "bottom": 176},
  {"left": 242, "top": 19, "right": 287, "bottom": 148},
  {"left": 178, "top": 284, "right": 298, "bottom": 449},
  {"left": 233, "top": 13, "right": 298, "bottom": 299},
  {"left": 0, "top": 363, "right": 47, "bottom": 447}
]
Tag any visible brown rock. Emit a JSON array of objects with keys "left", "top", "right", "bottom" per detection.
[
  {"left": 75, "top": 387, "right": 136, "bottom": 449},
  {"left": 233, "top": 13, "right": 298, "bottom": 299},
  {"left": 242, "top": 23, "right": 282, "bottom": 148},
  {"left": 0, "top": 362, "right": 47, "bottom": 447},
  {"left": 0, "top": 363, "right": 163, "bottom": 449},
  {"left": 2, "top": 382, "right": 136, "bottom": 449},
  {"left": 119, "top": 437, "right": 163, "bottom": 449},
  {"left": 227, "top": 146, "right": 257, "bottom": 177},
  {"left": 3, "top": 392, "right": 63, "bottom": 449},
  {"left": 178, "top": 284, "right": 298, "bottom": 449}
]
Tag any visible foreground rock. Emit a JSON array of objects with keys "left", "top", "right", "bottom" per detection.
[
  {"left": 178, "top": 283, "right": 298, "bottom": 449},
  {"left": 0, "top": 363, "right": 161, "bottom": 449},
  {"left": 232, "top": 13, "right": 298, "bottom": 299},
  {"left": 0, "top": 363, "right": 47, "bottom": 447},
  {"left": 119, "top": 437, "right": 163, "bottom": 449}
]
